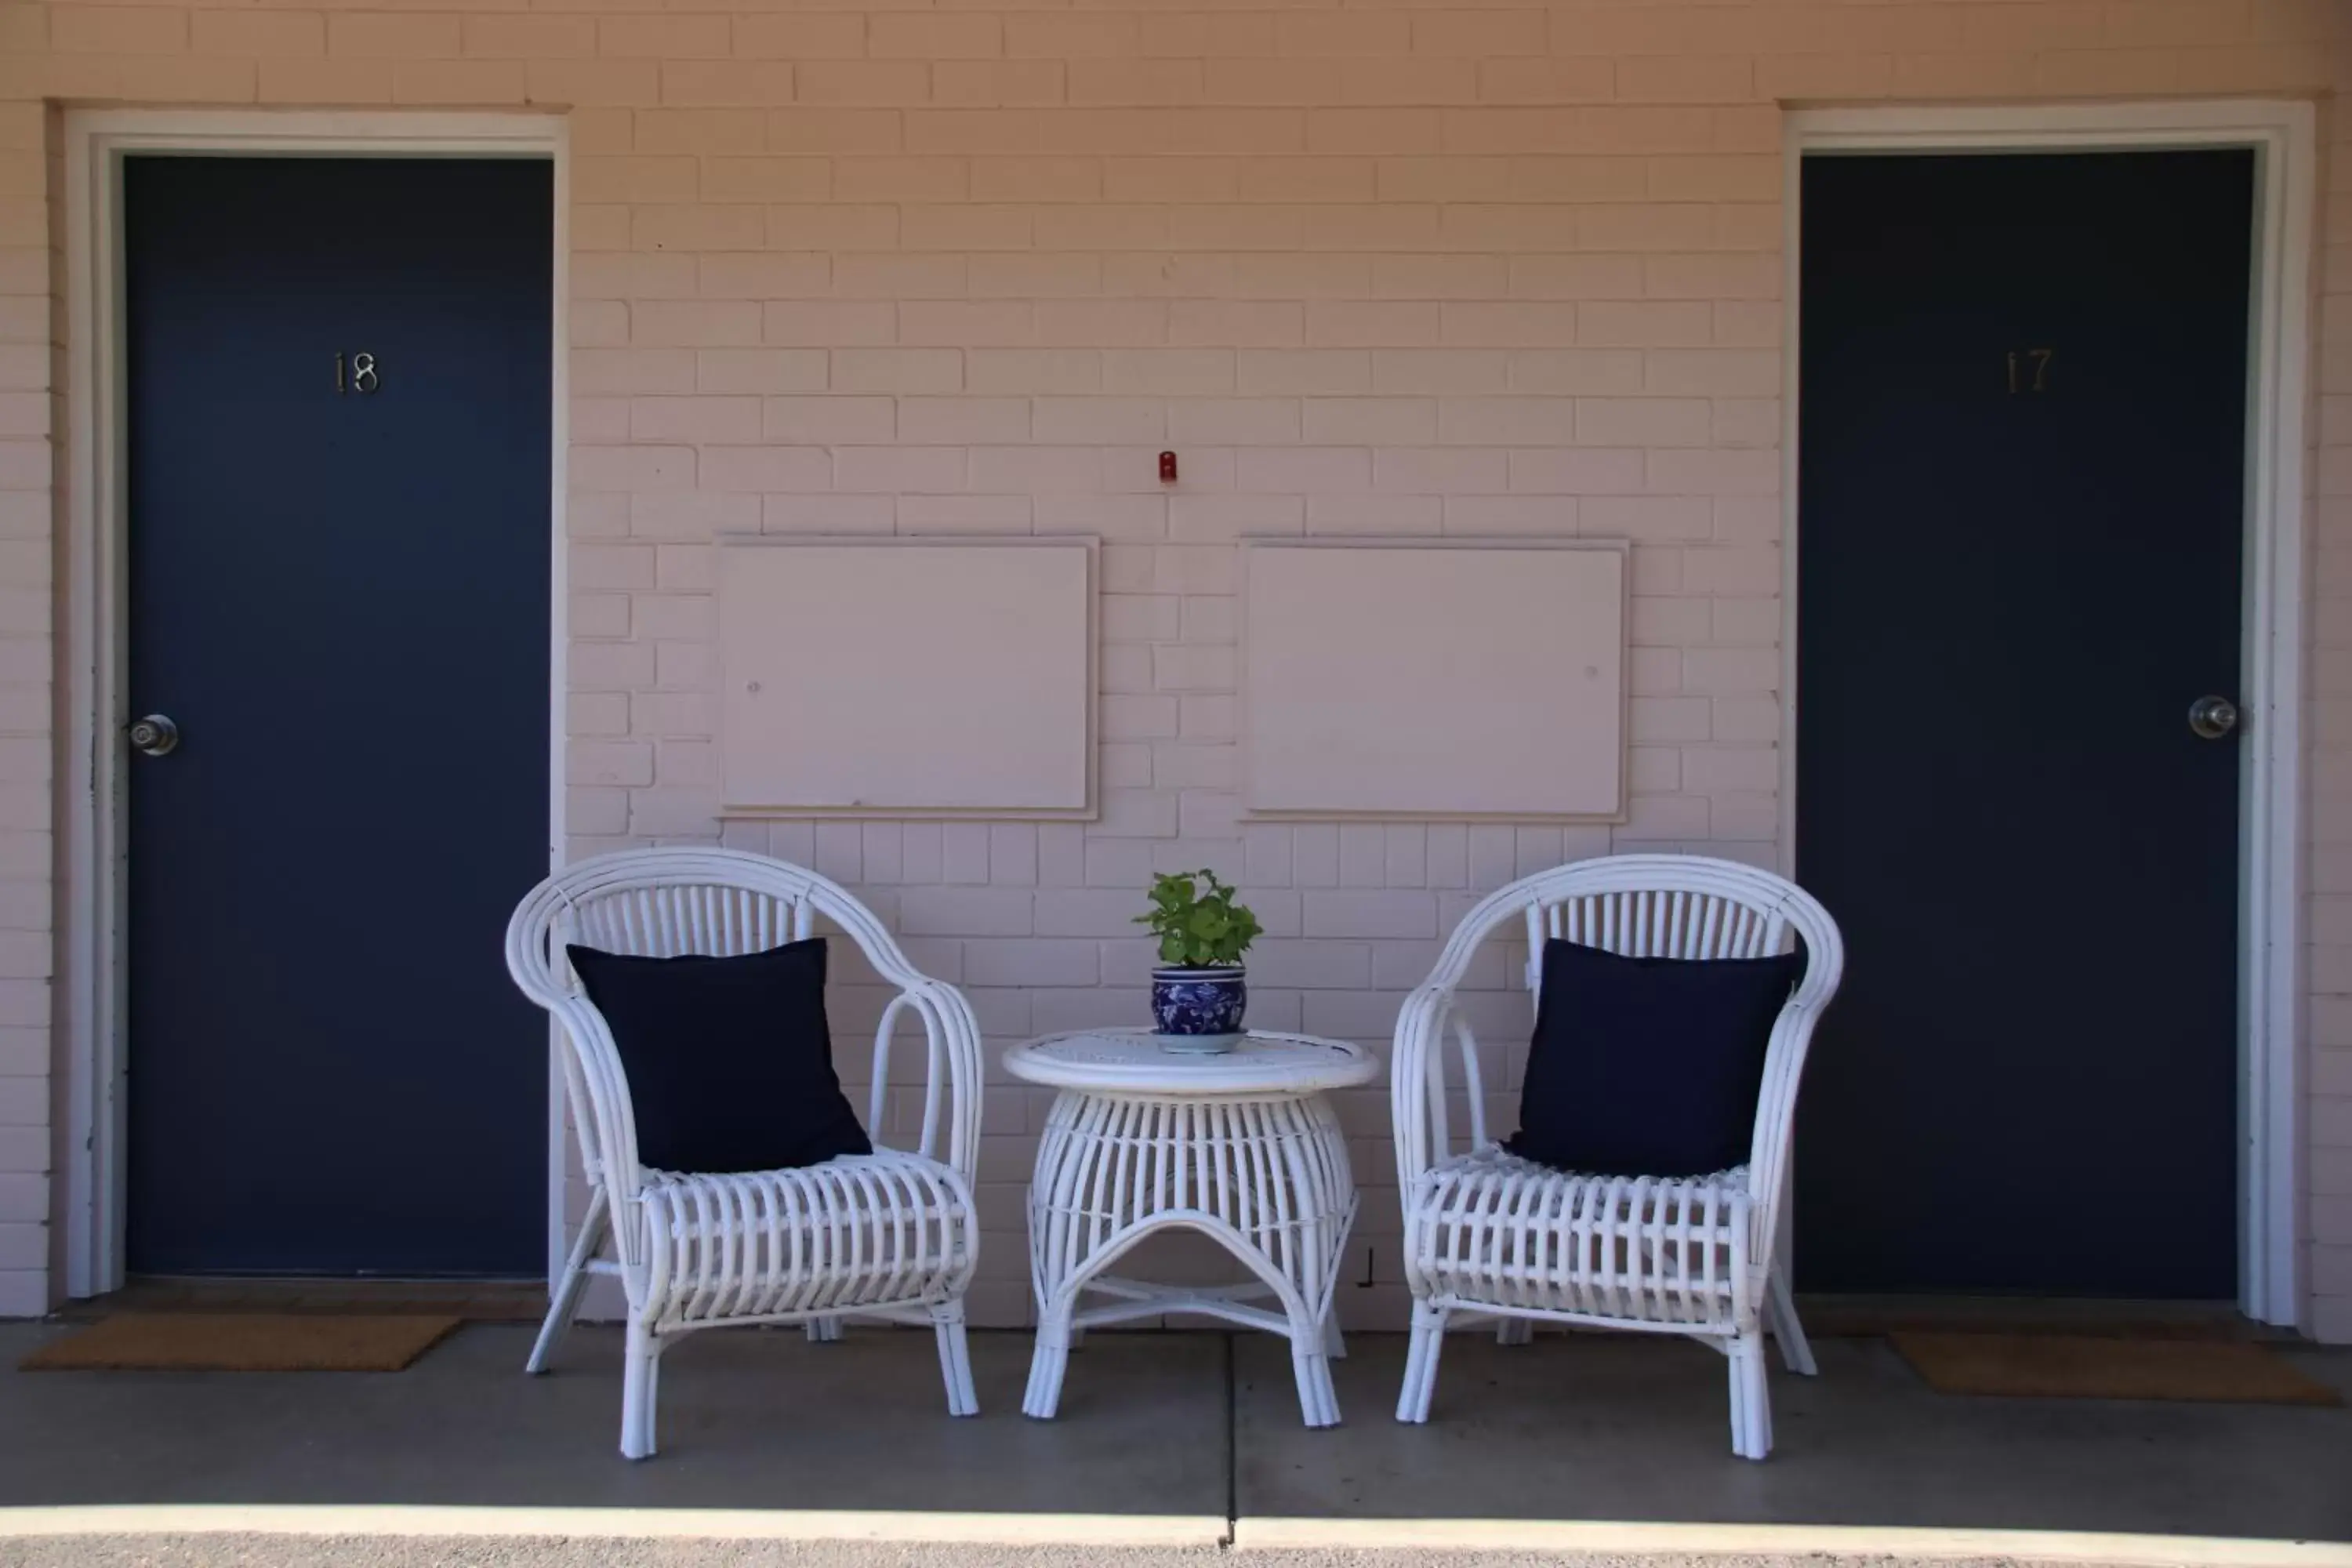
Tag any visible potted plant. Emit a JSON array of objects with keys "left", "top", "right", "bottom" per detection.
[{"left": 1137, "top": 869, "right": 1262, "bottom": 1047}]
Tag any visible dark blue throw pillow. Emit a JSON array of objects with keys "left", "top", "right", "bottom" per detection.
[
  {"left": 1504, "top": 938, "right": 1802, "bottom": 1178},
  {"left": 565, "top": 938, "right": 872, "bottom": 1175}
]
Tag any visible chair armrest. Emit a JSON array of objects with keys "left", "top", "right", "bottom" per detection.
[
  {"left": 1743, "top": 994, "right": 1825, "bottom": 1261},
  {"left": 1392, "top": 982, "right": 1486, "bottom": 1191},
  {"left": 535, "top": 991, "right": 659, "bottom": 1265},
  {"left": 869, "top": 977, "right": 985, "bottom": 1183}
]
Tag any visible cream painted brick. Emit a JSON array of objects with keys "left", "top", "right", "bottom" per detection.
[
  {"left": 732, "top": 14, "right": 863, "bottom": 60},
  {"left": 1171, "top": 495, "right": 1300, "bottom": 543},
  {"left": 1305, "top": 891, "right": 1438, "bottom": 940},
  {"left": 1434, "top": 398, "right": 1573, "bottom": 447},
  {"left": 1034, "top": 888, "right": 1155, "bottom": 937},
  {"left": 820, "top": 349, "right": 953, "bottom": 394},
  {"left": 760, "top": 493, "right": 882, "bottom": 532},
  {"left": 394, "top": 59, "right": 526, "bottom": 105},
  {"left": 326, "top": 13, "right": 456, "bottom": 60},
  {"left": 870, "top": 13, "right": 1001, "bottom": 60},
  {"left": 1299, "top": 397, "right": 1433, "bottom": 446},
  {"left": 1027, "top": 397, "right": 1157, "bottom": 445},
  {"left": 52, "top": 6, "right": 187, "bottom": 55},
  {"left": 757, "top": 302, "right": 889, "bottom": 348},
  {"left": 966, "top": 446, "right": 1096, "bottom": 494},
  {"left": 698, "top": 446, "right": 830, "bottom": 492},
  {"left": 1233, "top": 446, "right": 1368, "bottom": 495},
  {"left": 1370, "top": 350, "right": 1506, "bottom": 397},
  {"left": 1318, "top": 494, "right": 1442, "bottom": 532},
  {"left": 761, "top": 396, "right": 895, "bottom": 445},
  {"left": 1367, "top": 448, "right": 1501, "bottom": 495},
  {"left": 931, "top": 61, "right": 1066, "bottom": 109},
  {"left": 1180, "top": 695, "right": 1239, "bottom": 741},
  {"left": 1577, "top": 397, "right": 1712, "bottom": 447},
  {"left": 1101, "top": 594, "right": 1176, "bottom": 644},
  {"left": 692, "top": 349, "right": 826, "bottom": 396},
  {"left": 835, "top": 445, "right": 967, "bottom": 492},
  {"left": 194, "top": 11, "right": 324, "bottom": 58},
  {"left": 597, "top": 16, "right": 728, "bottom": 60},
  {"left": 1101, "top": 349, "right": 1231, "bottom": 396},
  {"left": 1238, "top": 350, "right": 1373, "bottom": 397},
  {"left": 895, "top": 495, "right": 1026, "bottom": 533},
  {"left": 793, "top": 63, "right": 931, "bottom": 109},
  {"left": 898, "top": 303, "right": 1034, "bottom": 347},
  {"left": 0, "top": 1076, "right": 43, "bottom": 1126}
]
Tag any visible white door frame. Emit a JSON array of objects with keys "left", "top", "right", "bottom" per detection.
[
  {"left": 1779, "top": 100, "right": 2316, "bottom": 1327},
  {"left": 58, "top": 109, "right": 571, "bottom": 1298}
]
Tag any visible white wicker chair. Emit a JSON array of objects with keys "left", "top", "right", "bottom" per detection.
[
  {"left": 1391, "top": 854, "right": 1842, "bottom": 1460},
  {"left": 505, "top": 847, "right": 985, "bottom": 1459}
]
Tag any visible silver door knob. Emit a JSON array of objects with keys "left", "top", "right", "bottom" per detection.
[
  {"left": 127, "top": 714, "right": 179, "bottom": 757},
  {"left": 2187, "top": 696, "right": 2238, "bottom": 741}
]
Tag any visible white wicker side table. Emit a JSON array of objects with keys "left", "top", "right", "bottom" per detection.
[{"left": 1005, "top": 1026, "right": 1379, "bottom": 1429}]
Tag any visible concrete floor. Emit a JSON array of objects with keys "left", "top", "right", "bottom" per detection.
[
  {"left": 1233, "top": 1333, "right": 2352, "bottom": 1539},
  {"left": 1, "top": 1321, "right": 2348, "bottom": 1548},
  {"left": 0, "top": 1322, "right": 1228, "bottom": 1519}
]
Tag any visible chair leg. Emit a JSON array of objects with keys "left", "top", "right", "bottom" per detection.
[
  {"left": 1321, "top": 1307, "right": 1347, "bottom": 1360},
  {"left": 1766, "top": 1261, "right": 1817, "bottom": 1376},
  {"left": 1496, "top": 1316, "right": 1534, "bottom": 1347},
  {"left": 804, "top": 1316, "right": 843, "bottom": 1343},
  {"left": 526, "top": 1188, "right": 608, "bottom": 1375},
  {"left": 933, "top": 1302, "right": 979, "bottom": 1418},
  {"left": 1396, "top": 1301, "right": 1449, "bottom": 1424},
  {"left": 619, "top": 1316, "right": 661, "bottom": 1461},
  {"left": 1727, "top": 1330, "right": 1772, "bottom": 1461}
]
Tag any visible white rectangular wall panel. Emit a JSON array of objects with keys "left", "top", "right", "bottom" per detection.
[
  {"left": 720, "top": 536, "right": 1096, "bottom": 817},
  {"left": 1241, "top": 539, "right": 1626, "bottom": 820}
]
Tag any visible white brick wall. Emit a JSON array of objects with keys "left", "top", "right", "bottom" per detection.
[
  {"left": 2, "top": 0, "right": 2348, "bottom": 1336},
  {"left": 0, "top": 82, "right": 53, "bottom": 1320}
]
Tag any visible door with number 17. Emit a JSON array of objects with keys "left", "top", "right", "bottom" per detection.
[{"left": 1795, "top": 151, "right": 2252, "bottom": 1298}]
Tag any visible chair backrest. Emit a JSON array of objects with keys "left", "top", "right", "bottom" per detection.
[
  {"left": 507, "top": 846, "right": 934, "bottom": 996},
  {"left": 1425, "top": 853, "right": 1840, "bottom": 1015},
  {"left": 1411, "top": 854, "right": 1842, "bottom": 1224},
  {"left": 506, "top": 847, "right": 979, "bottom": 1192}
]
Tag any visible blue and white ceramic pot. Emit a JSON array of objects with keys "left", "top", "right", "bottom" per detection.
[{"left": 1151, "top": 965, "right": 1247, "bottom": 1038}]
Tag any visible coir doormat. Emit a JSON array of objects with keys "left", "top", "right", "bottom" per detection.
[
  {"left": 19, "top": 1312, "right": 460, "bottom": 1372},
  {"left": 1892, "top": 1331, "right": 2341, "bottom": 1406}
]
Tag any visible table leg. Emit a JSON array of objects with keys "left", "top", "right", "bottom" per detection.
[
  {"left": 1022, "top": 1307, "right": 1074, "bottom": 1420},
  {"left": 1288, "top": 1305, "right": 1341, "bottom": 1428}
]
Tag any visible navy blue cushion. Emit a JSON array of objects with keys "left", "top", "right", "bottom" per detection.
[
  {"left": 564, "top": 938, "right": 871, "bottom": 1175},
  {"left": 1504, "top": 938, "right": 1803, "bottom": 1178}
]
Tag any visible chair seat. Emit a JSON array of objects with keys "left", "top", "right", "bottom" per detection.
[
  {"left": 1408, "top": 1144, "right": 1755, "bottom": 1332},
  {"left": 640, "top": 1149, "right": 976, "bottom": 1327}
]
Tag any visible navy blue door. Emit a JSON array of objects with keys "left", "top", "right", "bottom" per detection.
[
  {"left": 1795, "top": 152, "right": 2249, "bottom": 1298},
  {"left": 123, "top": 158, "right": 552, "bottom": 1276}
]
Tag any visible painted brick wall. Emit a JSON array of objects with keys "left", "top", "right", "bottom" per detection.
[
  {"left": 1, "top": 0, "right": 2347, "bottom": 1335},
  {"left": 2310, "top": 64, "right": 2352, "bottom": 1345},
  {"left": 0, "top": 72, "right": 53, "bottom": 1319}
]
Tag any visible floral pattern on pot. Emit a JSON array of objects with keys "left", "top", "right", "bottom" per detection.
[{"left": 1152, "top": 967, "right": 1247, "bottom": 1036}]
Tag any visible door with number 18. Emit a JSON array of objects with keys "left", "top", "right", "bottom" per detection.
[{"left": 122, "top": 157, "right": 554, "bottom": 1277}]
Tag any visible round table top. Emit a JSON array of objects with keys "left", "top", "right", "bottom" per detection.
[{"left": 1003, "top": 1028, "right": 1380, "bottom": 1096}]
